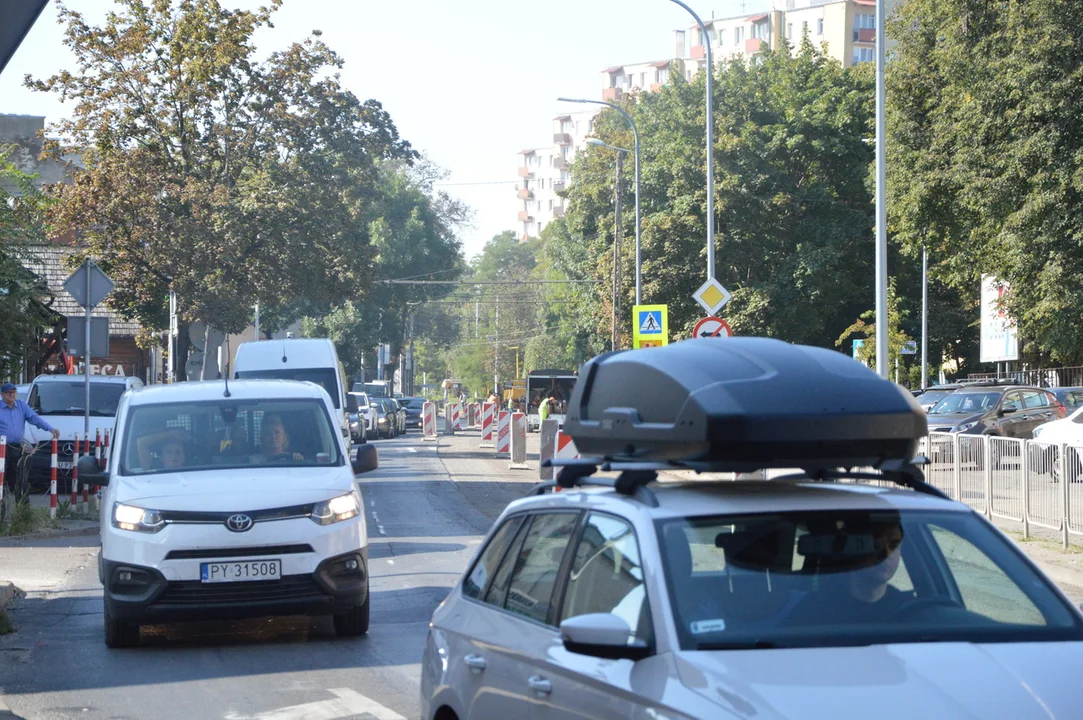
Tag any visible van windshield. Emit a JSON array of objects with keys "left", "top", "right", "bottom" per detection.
[
  {"left": 121, "top": 398, "right": 342, "bottom": 475},
  {"left": 235, "top": 369, "right": 340, "bottom": 408},
  {"left": 30, "top": 382, "right": 127, "bottom": 416}
]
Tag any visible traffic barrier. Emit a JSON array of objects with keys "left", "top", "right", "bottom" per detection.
[
  {"left": 444, "top": 403, "right": 455, "bottom": 434},
  {"left": 49, "top": 437, "right": 58, "bottom": 519},
  {"left": 467, "top": 403, "right": 477, "bottom": 429},
  {"left": 104, "top": 429, "right": 111, "bottom": 470},
  {"left": 70, "top": 435, "right": 80, "bottom": 508},
  {"left": 454, "top": 402, "right": 466, "bottom": 431},
  {"left": 0, "top": 436, "right": 5, "bottom": 512},
  {"left": 539, "top": 419, "right": 559, "bottom": 480},
  {"left": 422, "top": 402, "right": 438, "bottom": 442},
  {"left": 480, "top": 402, "right": 495, "bottom": 448},
  {"left": 555, "top": 430, "right": 579, "bottom": 461},
  {"left": 509, "top": 412, "right": 529, "bottom": 470},
  {"left": 496, "top": 411, "right": 511, "bottom": 455},
  {"left": 93, "top": 430, "right": 102, "bottom": 512},
  {"left": 474, "top": 403, "right": 482, "bottom": 427}
]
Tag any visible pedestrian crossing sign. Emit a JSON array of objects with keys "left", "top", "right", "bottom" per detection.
[{"left": 632, "top": 304, "right": 669, "bottom": 349}]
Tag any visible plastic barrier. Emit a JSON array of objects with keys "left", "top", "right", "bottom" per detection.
[
  {"left": 49, "top": 437, "right": 57, "bottom": 519},
  {"left": 444, "top": 403, "right": 457, "bottom": 434},
  {"left": 555, "top": 430, "right": 579, "bottom": 462},
  {"left": 0, "top": 436, "right": 5, "bottom": 511},
  {"left": 496, "top": 411, "right": 511, "bottom": 455},
  {"left": 480, "top": 402, "right": 495, "bottom": 448},
  {"left": 509, "top": 412, "right": 528, "bottom": 470},
  {"left": 539, "top": 419, "right": 559, "bottom": 480},
  {"left": 467, "top": 403, "right": 477, "bottom": 429},
  {"left": 70, "top": 435, "right": 80, "bottom": 508},
  {"left": 422, "top": 401, "right": 438, "bottom": 441},
  {"left": 454, "top": 402, "right": 466, "bottom": 431}
]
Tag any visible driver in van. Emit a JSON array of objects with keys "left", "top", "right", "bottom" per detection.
[{"left": 252, "top": 415, "right": 303, "bottom": 463}]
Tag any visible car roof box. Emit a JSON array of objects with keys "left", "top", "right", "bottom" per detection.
[{"left": 564, "top": 337, "right": 927, "bottom": 472}]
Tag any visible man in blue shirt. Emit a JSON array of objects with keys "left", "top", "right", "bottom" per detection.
[{"left": 0, "top": 382, "right": 59, "bottom": 484}]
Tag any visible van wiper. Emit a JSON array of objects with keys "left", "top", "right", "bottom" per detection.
[{"left": 696, "top": 640, "right": 778, "bottom": 650}]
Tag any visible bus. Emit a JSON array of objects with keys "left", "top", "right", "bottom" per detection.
[{"left": 526, "top": 369, "right": 577, "bottom": 430}]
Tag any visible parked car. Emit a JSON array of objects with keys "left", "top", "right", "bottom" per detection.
[
  {"left": 400, "top": 396, "right": 426, "bottom": 429},
  {"left": 1033, "top": 404, "right": 1083, "bottom": 445},
  {"left": 24, "top": 374, "right": 144, "bottom": 486},
  {"left": 915, "top": 383, "right": 965, "bottom": 412},
  {"left": 79, "top": 378, "right": 377, "bottom": 647},
  {"left": 926, "top": 384, "right": 1066, "bottom": 438},
  {"left": 374, "top": 398, "right": 396, "bottom": 439},
  {"left": 347, "top": 392, "right": 377, "bottom": 442},
  {"left": 388, "top": 397, "right": 407, "bottom": 435},
  {"left": 1050, "top": 387, "right": 1083, "bottom": 413}
]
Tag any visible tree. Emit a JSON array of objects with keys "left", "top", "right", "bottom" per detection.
[
  {"left": 887, "top": 0, "right": 1083, "bottom": 364},
  {"left": 836, "top": 279, "right": 917, "bottom": 384},
  {"left": 31, "top": 0, "right": 416, "bottom": 377}
]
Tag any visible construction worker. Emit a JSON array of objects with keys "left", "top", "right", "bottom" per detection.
[{"left": 539, "top": 395, "right": 555, "bottom": 423}]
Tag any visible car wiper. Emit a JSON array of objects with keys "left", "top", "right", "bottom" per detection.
[{"left": 696, "top": 640, "right": 778, "bottom": 650}]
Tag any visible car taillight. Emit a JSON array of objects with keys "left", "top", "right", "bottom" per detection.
[{"left": 1057, "top": 402, "right": 1068, "bottom": 417}]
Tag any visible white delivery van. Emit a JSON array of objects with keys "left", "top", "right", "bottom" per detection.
[{"left": 233, "top": 338, "right": 355, "bottom": 449}]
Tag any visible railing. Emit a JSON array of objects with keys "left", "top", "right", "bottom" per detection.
[{"left": 966, "top": 366, "right": 1083, "bottom": 388}]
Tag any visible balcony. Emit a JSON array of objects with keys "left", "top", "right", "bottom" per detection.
[
  {"left": 745, "top": 37, "right": 766, "bottom": 53},
  {"left": 518, "top": 166, "right": 534, "bottom": 178},
  {"left": 553, "top": 180, "right": 566, "bottom": 192},
  {"left": 517, "top": 187, "right": 532, "bottom": 200},
  {"left": 554, "top": 156, "right": 568, "bottom": 170},
  {"left": 854, "top": 28, "right": 876, "bottom": 43},
  {"left": 553, "top": 132, "right": 572, "bottom": 145},
  {"left": 602, "top": 87, "right": 623, "bottom": 102},
  {"left": 690, "top": 44, "right": 706, "bottom": 59},
  {"left": 518, "top": 211, "right": 534, "bottom": 222}
]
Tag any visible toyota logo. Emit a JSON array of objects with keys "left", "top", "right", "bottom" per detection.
[
  {"left": 62, "top": 443, "right": 74, "bottom": 455},
  {"left": 225, "top": 514, "right": 254, "bottom": 532}
]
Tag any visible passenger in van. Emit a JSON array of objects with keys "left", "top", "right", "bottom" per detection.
[
  {"left": 136, "top": 428, "right": 189, "bottom": 470},
  {"left": 252, "top": 415, "right": 304, "bottom": 463}
]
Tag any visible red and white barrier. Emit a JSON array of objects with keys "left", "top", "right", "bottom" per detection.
[
  {"left": 0, "top": 436, "right": 6, "bottom": 512},
  {"left": 496, "top": 411, "right": 511, "bottom": 455},
  {"left": 480, "top": 402, "right": 495, "bottom": 448},
  {"left": 453, "top": 402, "right": 465, "bottom": 431},
  {"left": 555, "top": 430, "right": 579, "bottom": 461},
  {"left": 473, "top": 403, "right": 482, "bottom": 427},
  {"left": 103, "top": 429, "right": 111, "bottom": 471},
  {"left": 49, "top": 437, "right": 58, "bottom": 519},
  {"left": 422, "top": 401, "right": 438, "bottom": 441},
  {"left": 509, "top": 412, "right": 528, "bottom": 470},
  {"left": 93, "top": 429, "right": 102, "bottom": 511},
  {"left": 539, "top": 419, "right": 559, "bottom": 480},
  {"left": 70, "top": 434, "right": 80, "bottom": 508}
]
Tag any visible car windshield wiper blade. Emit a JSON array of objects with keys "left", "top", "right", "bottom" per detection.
[{"left": 696, "top": 640, "right": 778, "bottom": 650}]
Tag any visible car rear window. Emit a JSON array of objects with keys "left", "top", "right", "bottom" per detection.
[{"left": 235, "top": 368, "right": 340, "bottom": 408}]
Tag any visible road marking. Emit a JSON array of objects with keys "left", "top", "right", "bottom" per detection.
[
  {"left": 387, "top": 559, "right": 394, "bottom": 565},
  {"left": 407, "top": 447, "right": 417, "bottom": 453},
  {"left": 225, "top": 687, "right": 406, "bottom": 720},
  {"left": 377, "top": 525, "right": 386, "bottom": 536}
]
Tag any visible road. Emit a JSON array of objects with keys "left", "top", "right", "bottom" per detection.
[{"left": 0, "top": 431, "right": 538, "bottom": 720}]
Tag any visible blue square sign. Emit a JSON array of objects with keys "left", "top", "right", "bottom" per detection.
[{"left": 638, "top": 311, "right": 662, "bottom": 335}]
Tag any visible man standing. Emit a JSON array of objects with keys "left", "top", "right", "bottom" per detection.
[
  {"left": 539, "top": 395, "right": 555, "bottom": 423},
  {"left": 0, "top": 382, "right": 60, "bottom": 483}
]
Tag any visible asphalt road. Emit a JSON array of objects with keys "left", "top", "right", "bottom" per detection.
[{"left": 0, "top": 432, "right": 537, "bottom": 720}]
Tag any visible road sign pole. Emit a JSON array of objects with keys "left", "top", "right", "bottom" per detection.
[{"left": 84, "top": 268, "right": 92, "bottom": 437}]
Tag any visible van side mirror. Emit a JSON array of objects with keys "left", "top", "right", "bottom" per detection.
[
  {"left": 351, "top": 443, "right": 378, "bottom": 475},
  {"left": 77, "top": 455, "right": 109, "bottom": 486}
]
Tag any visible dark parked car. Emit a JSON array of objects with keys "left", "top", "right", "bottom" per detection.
[
  {"left": 400, "top": 396, "right": 426, "bottom": 429},
  {"left": 1050, "top": 387, "right": 1083, "bottom": 413},
  {"left": 388, "top": 397, "right": 407, "bottom": 435},
  {"left": 926, "top": 385, "right": 1066, "bottom": 438},
  {"left": 374, "top": 398, "right": 397, "bottom": 439}
]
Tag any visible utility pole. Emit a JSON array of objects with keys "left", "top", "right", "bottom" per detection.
[
  {"left": 921, "top": 246, "right": 928, "bottom": 390},
  {"left": 612, "top": 152, "right": 623, "bottom": 352},
  {"left": 494, "top": 304, "right": 500, "bottom": 397}
]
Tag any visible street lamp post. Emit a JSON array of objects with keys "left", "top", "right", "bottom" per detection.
[
  {"left": 557, "top": 97, "right": 642, "bottom": 305},
  {"left": 587, "top": 139, "right": 630, "bottom": 352},
  {"left": 874, "top": 0, "right": 889, "bottom": 378},
  {"left": 667, "top": 0, "right": 714, "bottom": 282}
]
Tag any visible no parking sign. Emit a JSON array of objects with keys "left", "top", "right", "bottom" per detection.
[{"left": 692, "top": 316, "right": 733, "bottom": 339}]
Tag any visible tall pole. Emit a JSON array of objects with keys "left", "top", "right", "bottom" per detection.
[
  {"left": 921, "top": 246, "right": 928, "bottom": 390},
  {"left": 669, "top": 0, "right": 714, "bottom": 281},
  {"left": 874, "top": 0, "right": 889, "bottom": 378},
  {"left": 557, "top": 97, "right": 641, "bottom": 303},
  {"left": 84, "top": 267, "right": 92, "bottom": 437},
  {"left": 254, "top": 301, "right": 260, "bottom": 340},
  {"left": 613, "top": 152, "right": 624, "bottom": 351},
  {"left": 168, "top": 288, "right": 176, "bottom": 383}
]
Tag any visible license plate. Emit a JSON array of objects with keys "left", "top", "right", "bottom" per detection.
[
  {"left": 58, "top": 461, "right": 72, "bottom": 470},
  {"left": 200, "top": 559, "right": 282, "bottom": 583}
]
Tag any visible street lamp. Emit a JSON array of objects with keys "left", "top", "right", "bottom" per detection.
[
  {"left": 557, "top": 97, "right": 642, "bottom": 305},
  {"left": 667, "top": 0, "right": 714, "bottom": 283},
  {"left": 586, "top": 138, "right": 629, "bottom": 352}
]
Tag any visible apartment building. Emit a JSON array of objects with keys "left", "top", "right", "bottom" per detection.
[
  {"left": 516, "top": 110, "right": 597, "bottom": 241},
  {"left": 601, "top": 58, "right": 685, "bottom": 103}
]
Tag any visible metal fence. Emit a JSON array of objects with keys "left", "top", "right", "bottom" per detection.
[{"left": 966, "top": 366, "right": 1083, "bottom": 388}]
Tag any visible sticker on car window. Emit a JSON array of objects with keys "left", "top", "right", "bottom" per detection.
[{"left": 690, "top": 618, "right": 726, "bottom": 634}]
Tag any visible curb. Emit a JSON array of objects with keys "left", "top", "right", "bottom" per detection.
[
  {"left": 1029, "top": 559, "right": 1083, "bottom": 591},
  {"left": 0, "top": 581, "right": 25, "bottom": 612}
]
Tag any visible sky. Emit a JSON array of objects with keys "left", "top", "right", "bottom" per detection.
[{"left": 0, "top": 0, "right": 770, "bottom": 261}]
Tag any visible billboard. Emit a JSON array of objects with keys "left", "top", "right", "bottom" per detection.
[{"left": 980, "top": 275, "right": 1019, "bottom": 363}]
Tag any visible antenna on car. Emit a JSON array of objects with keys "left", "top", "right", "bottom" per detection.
[
  {"left": 281, "top": 335, "right": 288, "bottom": 363},
  {"left": 223, "top": 335, "right": 232, "bottom": 398}
]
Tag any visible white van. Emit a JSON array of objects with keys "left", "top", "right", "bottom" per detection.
[{"left": 233, "top": 338, "right": 354, "bottom": 448}]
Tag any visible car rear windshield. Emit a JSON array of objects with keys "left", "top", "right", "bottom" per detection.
[
  {"left": 930, "top": 391, "right": 1000, "bottom": 414},
  {"left": 657, "top": 509, "right": 1081, "bottom": 650},
  {"left": 401, "top": 397, "right": 425, "bottom": 409},
  {"left": 235, "top": 368, "right": 339, "bottom": 408},
  {"left": 30, "top": 382, "right": 127, "bottom": 417},
  {"left": 120, "top": 398, "right": 342, "bottom": 476}
]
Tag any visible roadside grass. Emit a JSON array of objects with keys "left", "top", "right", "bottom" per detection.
[{"left": 0, "top": 494, "right": 59, "bottom": 537}]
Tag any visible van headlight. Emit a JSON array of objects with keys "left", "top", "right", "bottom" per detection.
[
  {"left": 311, "top": 490, "right": 361, "bottom": 525},
  {"left": 112, "top": 502, "right": 165, "bottom": 533}
]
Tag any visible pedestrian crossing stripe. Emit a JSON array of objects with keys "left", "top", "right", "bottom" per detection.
[{"left": 639, "top": 311, "right": 662, "bottom": 334}]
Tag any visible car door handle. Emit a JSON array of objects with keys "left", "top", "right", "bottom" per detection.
[
  {"left": 463, "top": 654, "right": 486, "bottom": 671},
  {"left": 528, "top": 676, "right": 552, "bottom": 695}
]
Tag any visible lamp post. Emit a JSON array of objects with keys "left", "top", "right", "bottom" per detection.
[
  {"left": 667, "top": 0, "right": 714, "bottom": 283},
  {"left": 587, "top": 138, "right": 630, "bottom": 352},
  {"left": 874, "top": 0, "right": 888, "bottom": 378},
  {"left": 557, "top": 97, "right": 642, "bottom": 305}
]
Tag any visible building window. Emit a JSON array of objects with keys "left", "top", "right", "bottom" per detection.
[
  {"left": 855, "top": 13, "right": 875, "bottom": 29},
  {"left": 548, "top": 200, "right": 553, "bottom": 211},
  {"left": 656, "top": 66, "right": 669, "bottom": 83},
  {"left": 787, "top": 23, "right": 793, "bottom": 39},
  {"left": 818, "top": 18, "right": 824, "bottom": 35},
  {"left": 852, "top": 47, "right": 875, "bottom": 64},
  {"left": 752, "top": 21, "right": 768, "bottom": 40},
  {"left": 734, "top": 27, "right": 744, "bottom": 44}
]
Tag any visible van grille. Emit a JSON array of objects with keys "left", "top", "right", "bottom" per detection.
[
  {"left": 156, "top": 575, "right": 324, "bottom": 605},
  {"left": 164, "top": 544, "right": 314, "bottom": 560}
]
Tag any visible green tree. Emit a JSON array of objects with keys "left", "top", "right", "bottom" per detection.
[
  {"left": 31, "top": 0, "right": 416, "bottom": 377},
  {"left": 887, "top": 0, "right": 1083, "bottom": 364},
  {"left": 836, "top": 279, "right": 917, "bottom": 383}
]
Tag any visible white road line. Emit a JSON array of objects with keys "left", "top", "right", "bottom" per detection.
[
  {"left": 387, "top": 559, "right": 394, "bottom": 565},
  {"left": 377, "top": 525, "right": 386, "bottom": 536},
  {"left": 407, "top": 447, "right": 417, "bottom": 453},
  {"left": 224, "top": 687, "right": 406, "bottom": 720}
]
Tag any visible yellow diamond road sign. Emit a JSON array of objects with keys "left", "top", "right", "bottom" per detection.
[{"left": 693, "top": 277, "right": 732, "bottom": 315}]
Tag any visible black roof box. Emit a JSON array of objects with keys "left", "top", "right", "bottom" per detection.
[{"left": 564, "top": 337, "right": 927, "bottom": 472}]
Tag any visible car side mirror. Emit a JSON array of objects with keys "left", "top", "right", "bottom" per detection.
[
  {"left": 351, "top": 443, "right": 378, "bottom": 475},
  {"left": 77, "top": 455, "right": 109, "bottom": 486},
  {"left": 1000, "top": 407, "right": 1017, "bottom": 416},
  {"left": 560, "top": 613, "right": 651, "bottom": 661}
]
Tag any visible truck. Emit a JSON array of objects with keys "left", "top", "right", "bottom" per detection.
[{"left": 525, "top": 369, "right": 577, "bottom": 431}]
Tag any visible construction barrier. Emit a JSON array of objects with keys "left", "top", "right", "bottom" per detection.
[
  {"left": 496, "top": 411, "right": 511, "bottom": 455},
  {"left": 93, "top": 430, "right": 103, "bottom": 512},
  {"left": 467, "top": 403, "right": 477, "bottom": 429},
  {"left": 480, "top": 402, "right": 495, "bottom": 448},
  {"left": 555, "top": 430, "right": 579, "bottom": 462},
  {"left": 509, "top": 412, "right": 529, "bottom": 470},
  {"left": 539, "top": 419, "right": 559, "bottom": 480},
  {"left": 422, "top": 401, "right": 438, "bottom": 441},
  {"left": 474, "top": 403, "right": 482, "bottom": 427},
  {"left": 49, "top": 437, "right": 58, "bottom": 519},
  {"left": 444, "top": 403, "right": 456, "bottom": 434},
  {"left": 0, "top": 437, "right": 5, "bottom": 512},
  {"left": 70, "top": 435, "right": 80, "bottom": 508},
  {"left": 454, "top": 402, "right": 466, "bottom": 431}
]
